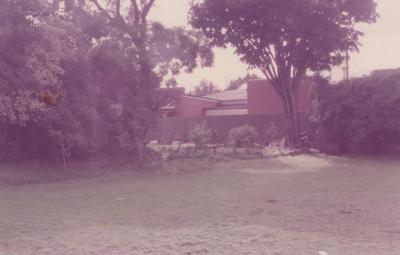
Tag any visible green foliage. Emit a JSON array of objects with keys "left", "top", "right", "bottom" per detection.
[
  {"left": 0, "top": 1, "right": 69, "bottom": 125},
  {"left": 191, "top": 79, "right": 220, "bottom": 97},
  {"left": 150, "top": 23, "right": 214, "bottom": 86},
  {"left": 266, "top": 122, "right": 279, "bottom": 144},
  {"left": 190, "top": 0, "right": 377, "bottom": 145},
  {"left": 188, "top": 122, "right": 212, "bottom": 149},
  {"left": 228, "top": 125, "right": 258, "bottom": 148},
  {"left": 55, "top": 1, "right": 214, "bottom": 87},
  {"left": 310, "top": 73, "right": 400, "bottom": 154},
  {"left": 190, "top": 0, "right": 377, "bottom": 72},
  {"left": 0, "top": 0, "right": 213, "bottom": 163}
]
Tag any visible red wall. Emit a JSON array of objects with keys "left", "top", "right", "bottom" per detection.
[
  {"left": 247, "top": 79, "right": 312, "bottom": 115},
  {"left": 175, "top": 96, "right": 218, "bottom": 118}
]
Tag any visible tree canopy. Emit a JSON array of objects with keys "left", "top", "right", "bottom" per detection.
[
  {"left": 190, "top": 0, "right": 378, "bottom": 144},
  {"left": 0, "top": 0, "right": 73, "bottom": 125},
  {"left": 0, "top": 0, "right": 214, "bottom": 163},
  {"left": 54, "top": 0, "right": 214, "bottom": 87},
  {"left": 311, "top": 73, "right": 400, "bottom": 154}
]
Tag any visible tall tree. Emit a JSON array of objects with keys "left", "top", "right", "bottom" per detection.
[
  {"left": 54, "top": 0, "right": 213, "bottom": 88},
  {"left": 46, "top": 0, "right": 214, "bottom": 162},
  {"left": 54, "top": 0, "right": 213, "bottom": 133},
  {"left": 190, "top": 0, "right": 378, "bottom": 145}
]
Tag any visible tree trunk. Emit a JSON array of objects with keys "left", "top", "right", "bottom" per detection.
[
  {"left": 132, "top": 34, "right": 155, "bottom": 163},
  {"left": 281, "top": 84, "right": 301, "bottom": 147},
  {"left": 0, "top": 123, "right": 8, "bottom": 148},
  {"left": 61, "top": 143, "right": 67, "bottom": 170}
]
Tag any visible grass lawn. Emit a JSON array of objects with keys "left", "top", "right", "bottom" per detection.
[{"left": 1, "top": 155, "right": 400, "bottom": 255}]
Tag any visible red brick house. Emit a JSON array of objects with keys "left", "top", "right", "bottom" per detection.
[
  {"left": 247, "top": 79, "right": 313, "bottom": 115},
  {"left": 159, "top": 79, "right": 313, "bottom": 118}
]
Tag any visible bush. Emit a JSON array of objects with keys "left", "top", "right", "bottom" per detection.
[
  {"left": 265, "top": 122, "right": 279, "bottom": 144},
  {"left": 188, "top": 122, "right": 212, "bottom": 149},
  {"left": 310, "top": 73, "right": 400, "bottom": 154},
  {"left": 228, "top": 125, "right": 258, "bottom": 148}
]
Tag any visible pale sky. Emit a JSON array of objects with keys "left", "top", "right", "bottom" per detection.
[{"left": 149, "top": 0, "right": 400, "bottom": 90}]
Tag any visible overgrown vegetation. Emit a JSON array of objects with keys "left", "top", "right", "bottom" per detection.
[
  {"left": 190, "top": 0, "right": 377, "bottom": 145},
  {"left": 310, "top": 74, "right": 400, "bottom": 154},
  {"left": 265, "top": 122, "right": 279, "bottom": 145},
  {"left": 0, "top": 0, "right": 213, "bottom": 164},
  {"left": 188, "top": 122, "right": 212, "bottom": 149},
  {"left": 228, "top": 125, "right": 259, "bottom": 148}
]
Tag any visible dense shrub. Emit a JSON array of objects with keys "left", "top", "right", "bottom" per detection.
[
  {"left": 0, "top": 1, "right": 213, "bottom": 164},
  {"left": 188, "top": 122, "right": 212, "bottom": 149},
  {"left": 228, "top": 125, "right": 258, "bottom": 148},
  {"left": 310, "top": 73, "right": 400, "bottom": 154}
]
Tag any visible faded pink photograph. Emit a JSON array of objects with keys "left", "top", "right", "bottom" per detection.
[{"left": 1, "top": 1, "right": 399, "bottom": 254}]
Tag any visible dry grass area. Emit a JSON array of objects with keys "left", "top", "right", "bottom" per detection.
[{"left": 1, "top": 155, "right": 400, "bottom": 255}]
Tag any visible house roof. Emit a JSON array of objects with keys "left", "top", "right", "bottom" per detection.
[
  {"left": 204, "top": 89, "right": 247, "bottom": 101},
  {"left": 182, "top": 95, "right": 219, "bottom": 102}
]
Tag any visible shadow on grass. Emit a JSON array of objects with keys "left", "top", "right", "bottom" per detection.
[{"left": 0, "top": 156, "right": 218, "bottom": 186}]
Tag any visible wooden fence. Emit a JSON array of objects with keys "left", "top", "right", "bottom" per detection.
[{"left": 147, "top": 114, "right": 309, "bottom": 144}]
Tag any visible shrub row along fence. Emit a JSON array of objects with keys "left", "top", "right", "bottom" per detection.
[{"left": 147, "top": 114, "right": 308, "bottom": 144}]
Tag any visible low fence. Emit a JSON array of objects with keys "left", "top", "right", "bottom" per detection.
[{"left": 147, "top": 114, "right": 309, "bottom": 144}]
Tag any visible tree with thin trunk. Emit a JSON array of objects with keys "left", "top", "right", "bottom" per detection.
[{"left": 190, "top": 0, "right": 378, "bottom": 146}]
